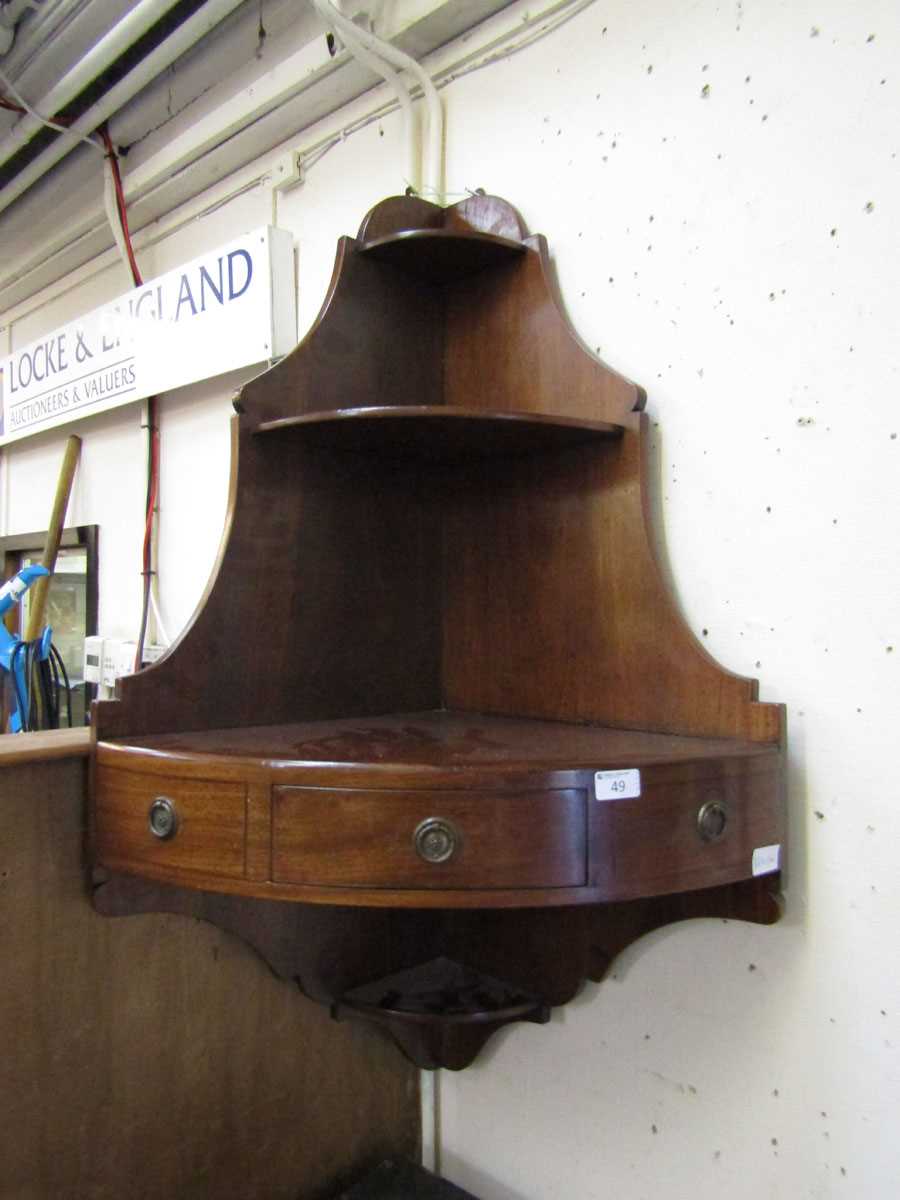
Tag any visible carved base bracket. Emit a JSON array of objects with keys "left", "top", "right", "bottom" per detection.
[{"left": 91, "top": 872, "right": 780, "bottom": 1069}]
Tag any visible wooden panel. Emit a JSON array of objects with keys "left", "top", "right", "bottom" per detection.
[
  {"left": 442, "top": 429, "right": 783, "bottom": 743},
  {"left": 240, "top": 240, "right": 444, "bottom": 426},
  {"left": 0, "top": 726, "right": 90, "bottom": 764},
  {"left": 94, "top": 765, "right": 246, "bottom": 879},
  {"left": 360, "top": 229, "right": 525, "bottom": 283},
  {"left": 89, "top": 717, "right": 781, "bottom": 910},
  {"left": 254, "top": 405, "right": 622, "bottom": 457},
  {"left": 103, "top": 711, "right": 779, "bottom": 778},
  {"left": 592, "top": 767, "right": 785, "bottom": 900},
  {"left": 443, "top": 239, "right": 642, "bottom": 426},
  {"left": 244, "top": 779, "right": 272, "bottom": 881},
  {"left": 89, "top": 870, "right": 782, "bottom": 1069},
  {"left": 0, "top": 756, "right": 419, "bottom": 1199},
  {"left": 97, "top": 438, "right": 443, "bottom": 740},
  {"left": 272, "top": 786, "right": 587, "bottom": 890}
]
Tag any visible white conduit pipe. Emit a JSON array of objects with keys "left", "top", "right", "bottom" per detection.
[
  {"left": 312, "top": 0, "right": 418, "bottom": 193},
  {"left": 0, "top": 0, "right": 186, "bottom": 174},
  {"left": 0, "top": 0, "right": 247, "bottom": 218},
  {"left": 0, "top": 62, "right": 104, "bottom": 152},
  {"left": 102, "top": 155, "right": 132, "bottom": 271},
  {"left": 149, "top": 585, "right": 170, "bottom": 647},
  {"left": 313, "top": 0, "right": 444, "bottom": 202}
]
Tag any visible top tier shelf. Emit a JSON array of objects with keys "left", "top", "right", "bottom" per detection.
[{"left": 358, "top": 228, "right": 526, "bottom": 283}]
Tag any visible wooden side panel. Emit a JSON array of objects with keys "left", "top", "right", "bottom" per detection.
[
  {"left": 240, "top": 240, "right": 444, "bottom": 426},
  {"left": 443, "top": 426, "right": 783, "bottom": 743},
  {"left": 97, "top": 441, "right": 443, "bottom": 739},
  {"left": 95, "top": 233, "right": 448, "bottom": 742},
  {"left": 443, "top": 238, "right": 642, "bottom": 426},
  {"left": 0, "top": 757, "right": 419, "bottom": 1199},
  {"left": 272, "top": 786, "right": 587, "bottom": 890}
]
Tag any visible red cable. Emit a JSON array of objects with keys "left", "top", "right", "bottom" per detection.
[
  {"left": 142, "top": 424, "right": 158, "bottom": 564},
  {"left": 94, "top": 130, "right": 159, "bottom": 666},
  {"left": 1, "top": 98, "right": 142, "bottom": 289},
  {"left": 99, "top": 129, "right": 142, "bottom": 288},
  {"left": 3, "top": 90, "right": 161, "bottom": 667}
]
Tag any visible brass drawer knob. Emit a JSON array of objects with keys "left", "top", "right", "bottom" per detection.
[
  {"left": 414, "top": 817, "right": 459, "bottom": 864},
  {"left": 697, "top": 798, "right": 728, "bottom": 842},
  {"left": 148, "top": 796, "right": 179, "bottom": 840}
]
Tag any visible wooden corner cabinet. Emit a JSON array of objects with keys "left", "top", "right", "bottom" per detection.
[{"left": 89, "top": 194, "right": 786, "bottom": 1070}]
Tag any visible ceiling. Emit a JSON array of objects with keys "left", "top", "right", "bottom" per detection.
[{"left": 0, "top": 0, "right": 517, "bottom": 314}]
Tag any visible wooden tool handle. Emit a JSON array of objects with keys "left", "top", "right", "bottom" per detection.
[{"left": 24, "top": 435, "right": 82, "bottom": 642}]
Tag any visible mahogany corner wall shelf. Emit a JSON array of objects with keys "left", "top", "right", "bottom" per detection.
[{"left": 89, "top": 193, "right": 786, "bottom": 1070}]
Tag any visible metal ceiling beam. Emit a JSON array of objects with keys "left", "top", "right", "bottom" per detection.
[
  {"left": 0, "top": 0, "right": 187, "bottom": 174},
  {"left": 0, "top": 0, "right": 519, "bottom": 313},
  {"left": 0, "top": 0, "right": 247, "bottom": 216}
]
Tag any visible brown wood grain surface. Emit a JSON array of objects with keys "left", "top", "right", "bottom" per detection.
[
  {"left": 443, "top": 238, "right": 642, "bottom": 426},
  {"left": 94, "top": 764, "right": 247, "bottom": 879},
  {"left": 98, "top": 441, "right": 442, "bottom": 740},
  {"left": 98, "top": 710, "right": 778, "bottom": 773},
  {"left": 96, "top": 194, "right": 779, "bottom": 749},
  {"left": 85, "top": 194, "right": 786, "bottom": 1068},
  {"left": 91, "top": 713, "right": 782, "bottom": 910},
  {"left": 271, "top": 785, "right": 586, "bottom": 890},
  {"left": 0, "top": 726, "right": 90, "bottom": 763},
  {"left": 1, "top": 756, "right": 418, "bottom": 1199},
  {"left": 89, "top": 868, "right": 782, "bottom": 1071},
  {"left": 442, "top": 432, "right": 781, "bottom": 742},
  {"left": 254, "top": 405, "right": 622, "bottom": 458}
]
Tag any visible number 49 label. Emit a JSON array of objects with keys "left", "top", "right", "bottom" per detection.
[{"left": 594, "top": 768, "right": 641, "bottom": 801}]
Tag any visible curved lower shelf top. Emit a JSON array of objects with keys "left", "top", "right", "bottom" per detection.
[
  {"left": 253, "top": 406, "right": 623, "bottom": 459},
  {"left": 102, "top": 709, "right": 778, "bottom": 780}
]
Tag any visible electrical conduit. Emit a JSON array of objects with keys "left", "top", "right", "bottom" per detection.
[{"left": 312, "top": 0, "right": 444, "bottom": 202}]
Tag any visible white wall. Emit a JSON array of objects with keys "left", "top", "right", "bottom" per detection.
[{"left": 2, "top": 1, "right": 898, "bottom": 1196}]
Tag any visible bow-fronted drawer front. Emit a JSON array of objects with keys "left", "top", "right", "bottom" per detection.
[
  {"left": 271, "top": 786, "right": 587, "bottom": 890},
  {"left": 94, "top": 765, "right": 246, "bottom": 879}
]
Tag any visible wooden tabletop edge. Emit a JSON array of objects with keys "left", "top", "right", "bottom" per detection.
[{"left": 0, "top": 726, "right": 91, "bottom": 764}]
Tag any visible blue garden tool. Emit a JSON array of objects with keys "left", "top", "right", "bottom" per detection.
[{"left": 0, "top": 564, "right": 52, "bottom": 732}]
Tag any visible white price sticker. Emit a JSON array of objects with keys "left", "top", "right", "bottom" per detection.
[
  {"left": 752, "top": 844, "right": 782, "bottom": 876},
  {"left": 594, "top": 768, "right": 641, "bottom": 801}
]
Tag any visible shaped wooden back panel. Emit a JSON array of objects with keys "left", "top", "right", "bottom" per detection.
[
  {"left": 95, "top": 194, "right": 780, "bottom": 747},
  {"left": 441, "top": 425, "right": 781, "bottom": 742}
]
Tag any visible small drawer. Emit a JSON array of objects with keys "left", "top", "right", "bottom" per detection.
[
  {"left": 604, "top": 769, "right": 783, "bottom": 897},
  {"left": 94, "top": 765, "right": 246, "bottom": 879},
  {"left": 272, "top": 786, "right": 587, "bottom": 890}
]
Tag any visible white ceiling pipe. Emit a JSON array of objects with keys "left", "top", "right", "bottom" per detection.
[
  {"left": 0, "top": 0, "right": 247, "bottom": 218},
  {"left": 0, "top": 0, "right": 187, "bottom": 173},
  {"left": 312, "top": 0, "right": 418, "bottom": 193},
  {"left": 314, "top": 0, "right": 444, "bottom": 202}
]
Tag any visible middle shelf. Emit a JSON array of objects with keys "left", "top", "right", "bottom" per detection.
[{"left": 254, "top": 405, "right": 624, "bottom": 459}]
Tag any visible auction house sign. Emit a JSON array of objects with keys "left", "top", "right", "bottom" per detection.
[{"left": 0, "top": 226, "right": 295, "bottom": 445}]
